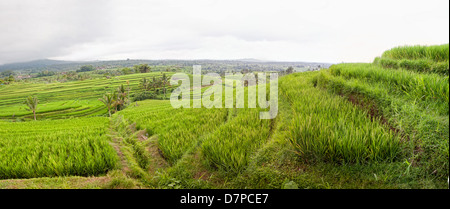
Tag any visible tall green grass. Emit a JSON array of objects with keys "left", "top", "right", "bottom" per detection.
[
  {"left": 0, "top": 99, "right": 107, "bottom": 120},
  {"left": 199, "top": 83, "right": 274, "bottom": 174},
  {"left": 374, "top": 58, "right": 449, "bottom": 75},
  {"left": 201, "top": 108, "right": 272, "bottom": 173},
  {"left": 316, "top": 64, "right": 449, "bottom": 178},
  {"left": 0, "top": 118, "right": 118, "bottom": 179},
  {"left": 282, "top": 72, "right": 401, "bottom": 163},
  {"left": 330, "top": 63, "right": 449, "bottom": 113},
  {"left": 381, "top": 44, "right": 449, "bottom": 62},
  {"left": 117, "top": 100, "right": 228, "bottom": 164},
  {"left": 375, "top": 44, "right": 449, "bottom": 75}
]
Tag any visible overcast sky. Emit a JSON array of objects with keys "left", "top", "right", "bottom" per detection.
[{"left": 0, "top": 0, "right": 448, "bottom": 64}]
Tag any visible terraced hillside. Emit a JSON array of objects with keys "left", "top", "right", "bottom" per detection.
[
  {"left": 0, "top": 72, "right": 174, "bottom": 120},
  {"left": 315, "top": 44, "right": 449, "bottom": 179},
  {"left": 374, "top": 44, "right": 449, "bottom": 75},
  {"left": 0, "top": 44, "right": 448, "bottom": 189}
]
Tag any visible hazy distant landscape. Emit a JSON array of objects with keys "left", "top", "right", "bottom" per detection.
[{"left": 0, "top": 59, "right": 330, "bottom": 74}]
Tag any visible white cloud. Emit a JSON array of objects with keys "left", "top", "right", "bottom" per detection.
[{"left": 0, "top": 0, "right": 448, "bottom": 64}]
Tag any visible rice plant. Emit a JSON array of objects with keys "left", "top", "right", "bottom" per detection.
[
  {"left": 381, "top": 44, "right": 449, "bottom": 62},
  {"left": 201, "top": 108, "right": 272, "bottom": 173},
  {"left": 317, "top": 59, "right": 449, "bottom": 178},
  {"left": 329, "top": 63, "right": 449, "bottom": 107},
  {"left": 117, "top": 100, "right": 228, "bottom": 164},
  {"left": 282, "top": 72, "right": 401, "bottom": 164},
  {"left": 375, "top": 58, "right": 448, "bottom": 75},
  {"left": 0, "top": 117, "right": 118, "bottom": 179}
]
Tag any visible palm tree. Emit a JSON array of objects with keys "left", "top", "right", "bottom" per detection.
[
  {"left": 151, "top": 76, "right": 157, "bottom": 92},
  {"left": 161, "top": 73, "right": 168, "bottom": 99},
  {"left": 24, "top": 96, "right": 39, "bottom": 120},
  {"left": 115, "top": 84, "right": 130, "bottom": 111},
  {"left": 99, "top": 93, "right": 115, "bottom": 117},
  {"left": 126, "top": 80, "right": 131, "bottom": 106},
  {"left": 114, "top": 92, "right": 124, "bottom": 112},
  {"left": 139, "top": 78, "right": 150, "bottom": 93}
]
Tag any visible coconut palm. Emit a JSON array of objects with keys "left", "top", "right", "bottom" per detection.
[
  {"left": 115, "top": 84, "right": 130, "bottom": 111},
  {"left": 24, "top": 96, "right": 39, "bottom": 120},
  {"left": 99, "top": 93, "right": 115, "bottom": 117},
  {"left": 151, "top": 76, "right": 158, "bottom": 92},
  {"left": 139, "top": 78, "right": 151, "bottom": 93},
  {"left": 161, "top": 73, "right": 168, "bottom": 99}
]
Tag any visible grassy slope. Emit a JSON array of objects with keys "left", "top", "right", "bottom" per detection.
[
  {"left": 1, "top": 71, "right": 447, "bottom": 188},
  {"left": 0, "top": 72, "right": 175, "bottom": 120},
  {"left": 0, "top": 118, "right": 118, "bottom": 179},
  {"left": 226, "top": 72, "right": 446, "bottom": 189},
  {"left": 315, "top": 65, "right": 448, "bottom": 180},
  {"left": 0, "top": 44, "right": 447, "bottom": 188},
  {"left": 143, "top": 72, "right": 446, "bottom": 189},
  {"left": 374, "top": 44, "right": 449, "bottom": 75}
]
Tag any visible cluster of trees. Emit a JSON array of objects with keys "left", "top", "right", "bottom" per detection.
[
  {"left": 134, "top": 64, "right": 151, "bottom": 73},
  {"left": 0, "top": 75, "right": 15, "bottom": 85},
  {"left": 59, "top": 72, "right": 91, "bottom": 82},
  {"left": 285, "top": 66, "right": 294, "bottom": 74},
  {"left": 36, "top": 70, "right": 57, "bottom": 77},
  {"left": 35, "top": 65, "right": 95, "bottom": 78},
  {"left": 275, "top": 66, "right": 295, "bottom": 76},
  {"left": 120, "top": 64, "right": 152, "bottom": 75},
  {"left": 2, "top": 63, "right": 166, "bottom": 85},
  {"left": 21, "top": 83, "right": 131, "bottom": 120},
  {"left": 1, "top": 70, "right": 15, "bottom": 77},
  {"left": 99, "top": 84, "right": 131, "bottom": 117},
  {"left": 35, "top": 71, "right": 92, "bottom": 82},
  {"left": 76, "top": 65, "right": 96, "bottom": 73},
  {"left": 135, "top": 73, "right": 170, "bottom": 101},
  {"left": 0, "top": 71, "right": 15, "bottom": 85}
]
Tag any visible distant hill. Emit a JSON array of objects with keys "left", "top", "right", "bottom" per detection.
[
  {"left": 235, "top": 58, "right": 269, "bottom": 62},
  {"left": 0, "top": 59, "right": 333, "bottom": 73},
  {"left": 0, "top": 59, "right": 78, "bottom": 72}
]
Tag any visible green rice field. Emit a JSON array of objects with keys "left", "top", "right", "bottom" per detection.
[{"left": 0, "top": 44, "right": 448, "bottom": 189}]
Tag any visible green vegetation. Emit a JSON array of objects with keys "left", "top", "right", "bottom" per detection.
[
  {"left": 0, "top": 71, "right": 15, "bottom": 84},
  {"left": 201, "top": 107, "right": 272, "bottom": 173},
  {"left": 133, "top": 64, "right": 152, "bottom": 73},
  {"left": 0, "top": 118, "right": 118, "bottom": 179},
  {"left": 374, "top": 44, "right": 449, "bottom": 75},
  {"left": 381, "top": 44, "right": 449, "bottom": 62},
  {"left": 76, "top": 65, "right": 96, "bottom": 73},
  {"left": 0, "top": 72, "right": 175, "bottom": 120},
  {"left": 0, "top": 99, "right": 106, "bottom": 120},
  {"left": 99, "top": 93, "right": 116, "bottom": 117},
  {"left": 284, "top": 72, "right": 401, "bottom": 163},
  {"left": 24, "top": 96, "right": 39, "bottom": 120},
  {"left": 117, "top": 100, "right": 228, "bottom": 164},
  {"left": 314, "top": 47, "right": 449, "bottom": 179},
  {"left": 0, "top": 45, "right": 447, "bottom": 189}
]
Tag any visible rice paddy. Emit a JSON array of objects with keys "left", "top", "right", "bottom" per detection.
[
  {"left": 0, "top": 72, "right": 174, "bottom": 120},
  {"left": 0, "top": 118, "right": 118, "bottom": 179},
  {"left": 314, "top": 45, "right": 449, "bottom": 179},
  {"left": 0, "top": 44, "right": 448, "bottom": 189},
  {"left": 283, "top": 72, "right": 401, "bottom": 164},
  {"left": 374, "top": 44, "right": 449, "bottom": 75}
]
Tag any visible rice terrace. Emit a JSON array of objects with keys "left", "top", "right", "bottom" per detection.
[
  {"left": 0, "top": 44, "right": 448, "bottom": 189},
  {"left": 0, "top": 1, "right": 448, "bottom": 193}
]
